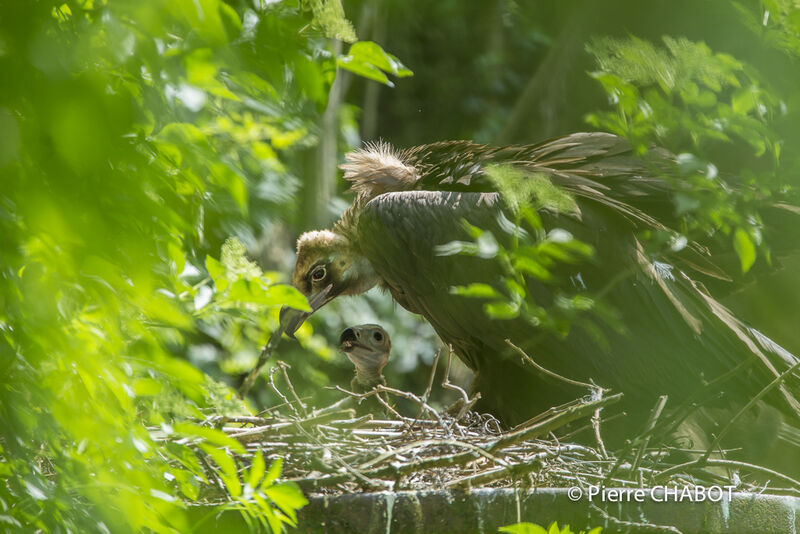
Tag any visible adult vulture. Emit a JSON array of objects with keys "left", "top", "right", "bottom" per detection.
[{"left": 283, "top": 133, "right": 800, "bottom": 442}]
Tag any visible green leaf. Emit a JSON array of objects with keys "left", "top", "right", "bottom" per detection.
[
  {"left": 218, "top": 2, "right": 243, "bottom": 40},
  {"left": 199, "top": 443, "right": 242, "bottom": 498},
  {"left": 227, "top": 279, "right": 262, "bottom": 304},
  {"left": 167, "top": 0, "right": 239, "bottom": 45},
  {"left": 0, "top": 515, "right": 22, "bottom": 529},
  {"left": 505, "top": 278, "right": 527, "bottom": 299},
  {"left": 450, "top": 283, "right": 502, "bottom": 299},
  {"left": 206, "top": 255, "right": 227, "bottom": 291},
  {"left": 569, "top": 295, "right": 595, "bottom": 311},
  {"left": 248, "top": 450, "right": 266, "bottom": 489},
  {"left": 167, "top": 242, "right": 186, "bottom": 274},
  {"left": 157, "top": 122, "right": 208, "bottom": 146},
  {"left": 485, "top": 301, "right": 520, "bottom": 320},
  {"left": 435, "top": 240, "right": 479, "bottom": 257},
  {"left": 732, "top": 87, "right": 756, "bottom": 114},
  {"left": 338, "top": 41, "right": 413, "bottom": 86},
  {"left": 338, "top": 56, "right": 392, "bottom": 85},
  {"left": 259, "top": 495, "right": 285, "bottom": 533},
  {"left": 263, "top": 482, "right": 308, "bottom": 524},
  {"left": 133, "top": 378, "right": 163, "bottom": 396},
  {"left": 174, "top": 422, "right": 246, "bottom": 454},
  {"left": 513, "top": 257, "right": 552, "bottom": 281},
  {"left": 172, "top": 468, "right": 200, "bottom": 500},
  {"left": 264, "top": 284, "right": 312, "bottom": 312},
  {"left": 262, "top": 457, "right": 283, "bottom": 488},
  {"left": 211, "top": 163, "right": 248, "bottom": 214},
  {"left": 733, "top": 227, "right": 757, "bottom": 273},
  {"left": 499, "top": 523, "right": 548, "bottom": 534}
]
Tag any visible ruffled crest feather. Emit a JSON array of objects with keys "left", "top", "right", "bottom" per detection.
[{"left": 340, "top": 140, "right": 419, "bottom": 198}]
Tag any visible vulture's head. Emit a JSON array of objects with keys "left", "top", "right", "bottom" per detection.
[
  {"left": 338, "top": 324, "right": 391, "bottom": 388},
  {"left": 280, "top": 230, "right": 379, "bottom": 336}
]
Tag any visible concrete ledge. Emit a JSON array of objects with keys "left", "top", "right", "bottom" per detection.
[{"left": 293, "top": 488, "right": 800, "bottom": 533}]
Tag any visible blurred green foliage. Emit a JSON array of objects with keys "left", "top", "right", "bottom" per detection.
[
  {"left": 499, "top": 521, "right": 602, "bottom": 534},
  {"left": 2, "top": 0, "right": 800, "bottom": 532},
  {"left": 438, "top": 167, "right": 604, "bottom": 340},
  {"left": 0, "top": 0, "right": 408, "bottom": 531},
  {"left": 437, "top": 5, "right": 800, "bottom": 384},
  {"left": 587, "top": 35, "right": 785, "bottom": 272}
]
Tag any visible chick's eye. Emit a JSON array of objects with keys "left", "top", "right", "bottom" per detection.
[
  {"left": 373, "top": 332, "right": 383, "bottom": 342},
  {"left": 311, "top": 266, "right": 326, "bottom": 282}
]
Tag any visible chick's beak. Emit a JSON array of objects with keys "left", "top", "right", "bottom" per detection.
[
  {"left": 279, "top": 283, "right": 334, "bottom": 338},
  {"left": 338, "top": 326, "right": 364, "bottom": 352}
]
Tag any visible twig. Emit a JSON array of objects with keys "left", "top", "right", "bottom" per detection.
[
  {"left": 372, "top": 390, "right": 407, "bottom": 421},
  {"left": 268, "top": 366, "right": 298, "bottom": 417},
  {"left": 505, "top": 338, "right": 599, "bottom": 390},
  {"left": 487, "top": 393, "right": 623, "bottom": 453},
  {"left": 442, "top": 347, "right": 480, "bottom": 419},
  {"left": 590, "top": 385, "right": 608, "bottom": 460},
  {"left": 205, "top": 415, "right": 274, "bottom": 426},
  {"left": 632, "top": 395, "right": 668, "bottom": 473},
  {"left": 175, "top": 355, "right": 799, "bottom": 504},
  {"left": 296, "top": 437, "right": 388, "bottom": 491},
  {"left": 558, "top": 411, "right": 626, "bottom": 440},
  {"left": 603, "top": 438, "right": 634, "bottom": 486},
  {"left": 446, "top": 449, "right": 554, "bottom": 488},
  {"left": 654, "top": 356, "right": 758, "bottom": 441},
  {"left": 512, "top": 399, "right": 580, "bottom": 430},
  {"left": 604, "top": 397, "right": 669, "bottom": 485},
  {"left": 506, "top": 339, "right": 611, "bottom": 457},
  {"left": 308, "top": 395, "right": 357, "bottom": 417},
  {"left": 332, "top": 386, "right": 404, "bottom": 419},
  {"left": 358, "top": 439, "right": 507, "bottom": 471},
  {"left": 277, "top": 361, "right": 308, "bottom": 416},
  {"left": 324, "top": 415, "right": 374, "bottom": 428},
  {"left": 701, "top": 360, "right": 800, "bottom": 463},
  {"left": 293, "top": 440, "right": 511, "bottom": 490},
  {"left": 228, "top": 410, "right": 356, "bottom": 443},
  {"left": 412, "top": 348, "right": 441, "bottom": 424},
  {"left": 375, "top": 385, "right": 452, "bottom": 435},
  {"left": 423, "top": 348, "right": 441, "bottom": 404},
  {"left": 239, "top": 325, "right": 284, "bottom": 397},
  {"left": 653, "top": 458, "right": 800, "bottom": 488}
]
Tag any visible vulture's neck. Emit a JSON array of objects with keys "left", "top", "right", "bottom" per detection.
[
  {"left": 352, "top": 367, "right": 386, "bottom": 390},
  {"left": 330, "top": 196, "right": 384, "bottom": 297},
  {"left": 332, "top": 195, "right": 367, "bottom": 246}
]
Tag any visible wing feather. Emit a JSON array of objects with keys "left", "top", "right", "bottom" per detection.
[{"left": 355, "top": 190, "right": 800, "bottom": 424}]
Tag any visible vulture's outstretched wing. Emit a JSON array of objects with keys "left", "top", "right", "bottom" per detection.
[
  {"left": 356, "top": 190, "right": 800, "bottom": 425},
  {"left": 344, "top": 133, "right": 737, "bottom": 285},
  {"left": 344, "top": 133, "right": 671, "bottom": 202}
]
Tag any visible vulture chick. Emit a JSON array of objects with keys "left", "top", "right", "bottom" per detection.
[
  {"left": 283, "top": 133, "right": 800, "bottom": 438},
  {"left": 339, "top": 324, "right": 391, "bottom": 392}
]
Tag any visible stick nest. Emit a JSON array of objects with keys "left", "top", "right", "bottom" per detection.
[{"left": 162, "top": 358, "right": 800, "bottom": 500}]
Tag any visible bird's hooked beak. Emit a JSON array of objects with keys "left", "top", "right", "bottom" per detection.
[
  {"left": 279, "top": 283, "right": 334, "bottom": 338},
  {"left": 338, "top": 326, "right": 369, "bottom": 353}
]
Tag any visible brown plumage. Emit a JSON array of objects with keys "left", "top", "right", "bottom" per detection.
[{"left": 283, "top": 132, "right": 800, "bottom": 449}]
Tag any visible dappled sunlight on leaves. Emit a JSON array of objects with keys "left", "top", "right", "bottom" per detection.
[{"left": 0, "top": 0, "right": 404, "bottom": 531}]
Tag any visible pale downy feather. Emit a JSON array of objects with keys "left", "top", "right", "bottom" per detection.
[{"left": 340, "top": 141, "right": 419, "bottom": 198}]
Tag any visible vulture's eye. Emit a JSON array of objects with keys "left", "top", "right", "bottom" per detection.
[
  {"left": 311, "top": 266, "right": 327, "bottom": 282},
  {"left": 373, "top": 331, "right": 383, "bottom": 342}
]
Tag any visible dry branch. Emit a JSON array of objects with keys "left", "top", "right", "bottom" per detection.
[{"left": 159, "top": 359, "right": 800, "bottom": 504}]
